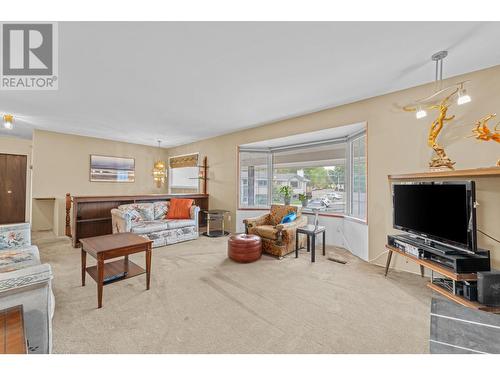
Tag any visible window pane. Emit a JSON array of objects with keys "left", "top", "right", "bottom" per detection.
[
  {"left": 351, "top": 135, "right": 366, "bottom": 219},
  {"left": 271, "top": 143, "right": 346, "bottom": 213},
  {"left": 170, "top": 167, "right": 199, "bottom": 188},
  {"left": 239, "top": 151, "right": 269, "bottom": 208}
]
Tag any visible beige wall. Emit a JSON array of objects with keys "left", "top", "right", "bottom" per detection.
[
  {"left": 166, "top": 64, "right": 500, "bottom": 271},
  {"left": 0, "top": 135, "right": 33, "bottom": 222},
  {"left": 32, "top": 130, "right": 168, "bottom": 235}
]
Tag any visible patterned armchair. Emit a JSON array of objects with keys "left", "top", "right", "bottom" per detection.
[
  {"left": 243, "top": 205, "right": 307, "bottom": 258},
  {"left": 0, "top": 223, "right": 54, "bottom": 353}
]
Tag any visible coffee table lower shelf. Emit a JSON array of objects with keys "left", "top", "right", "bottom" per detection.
[{"left": 86, "top": 259, "right": 145, "bottom": 285}]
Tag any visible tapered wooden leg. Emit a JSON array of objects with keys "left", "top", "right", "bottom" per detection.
[
  {"left": 124, "top": 255, "right": 129, "bottom": 274},
  {"left": 146, "top": 245, "right": 152, "bottom": 290},
  {"left": 97, "top": 256, "right": 104, "bottom": 308},
  {"left": 384, "top": 250, "right": 393, "bottom": 277},
  {"left": 81, "top": 249, "right": 86, "bottom": 286},
  {"left": 420, "top": 265, "right": 425, "bottom": 278}
]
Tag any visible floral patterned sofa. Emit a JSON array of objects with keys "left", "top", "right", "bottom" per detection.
[
  {"left": 111, "top": 201, "right": 200, "bottom": 248},
  {"left": 243, "top": 205, "right": 307, "bottom": 258},
  {"left": 0, "top": 223, "right": 54, "bottom": 354}
]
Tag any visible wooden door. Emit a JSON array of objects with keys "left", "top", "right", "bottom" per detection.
[{"left": 0, "top": 154, "right": 27, "bottom": 224}]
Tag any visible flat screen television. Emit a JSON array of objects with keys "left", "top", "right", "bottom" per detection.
[{"left": 392, "top": 181, "right": 477, "bottom": 253}]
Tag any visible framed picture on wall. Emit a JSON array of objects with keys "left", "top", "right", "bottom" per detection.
[{"left": 89, "top": 155, "right": 135, "bottom": 182}]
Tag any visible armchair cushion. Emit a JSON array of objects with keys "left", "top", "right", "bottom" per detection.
[
  {"left": 0, "top": 223, "right": 31, "bottom": 250},
  {"left": 249, "top": 225, "right": 278, "bottom": 240}
]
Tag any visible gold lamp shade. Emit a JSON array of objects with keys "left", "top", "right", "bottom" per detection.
[{"left": 152, "top": 140, "right": 166, "bottom": 187}]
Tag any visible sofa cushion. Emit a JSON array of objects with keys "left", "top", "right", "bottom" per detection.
[
  {"left": 130, "top": 220, "right": 169, "bottom": 234},
  {"left": 118, "top": 203, "right": 155, "bottom": 221},
  {"left": 153, "top": 201, "right": 169, "bottom": 220},
  {"left": 0, "top": 224, "right": 31, "bottom": 250},
  {"left": 248, "top": 225, "right": 278, "bottom": 240},
  {"left": 165, "top": 219, "right": 196, "bottom": 230},
  {"left": 166, "top": 199, "right": 193, "bottom": 219},
  {"left": 0, "top": 246, "right": 41, "bottom": 273}
]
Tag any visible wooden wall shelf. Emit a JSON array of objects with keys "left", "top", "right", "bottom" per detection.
[{"left": 388, "top": 166, "right": 500, "bottom": 180}]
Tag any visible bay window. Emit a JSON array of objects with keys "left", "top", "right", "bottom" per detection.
[{"left": 238, "top": 129, "right": 366, "bottom": 220}]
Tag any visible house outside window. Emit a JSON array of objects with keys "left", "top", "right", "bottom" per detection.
[{"left": 238, "top": 129, "right": 366, "bottom": 220}]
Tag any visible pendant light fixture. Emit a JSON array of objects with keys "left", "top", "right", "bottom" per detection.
[
  {"left": 152, "top": 140, "right": 166, "bottom": 188},
  {"left": 3, "top": 114, "right": 13, "bottom": 129},
  {"left": 457, "top": 82, "right": 472, "bottom": 105},
  {"left": 404, "top": 50, "right": 472, "bottom": 119}
]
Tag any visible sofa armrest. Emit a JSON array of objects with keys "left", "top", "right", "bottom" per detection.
[
  {"left": 111, "top": 209, "right": 132, "bottom": 233},
  {"left": 243, "top": 214, "right": 270, "bottom": 233},
  {"left": 190, "top": 205, "right": 200, "bottom": 232},
  {"left": 0, "top": 263, "right": 53, "bottom": 293}
]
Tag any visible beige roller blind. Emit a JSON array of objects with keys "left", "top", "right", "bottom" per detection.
[{"left": 169, "top": 153, "right": 199, "bottom": 168}]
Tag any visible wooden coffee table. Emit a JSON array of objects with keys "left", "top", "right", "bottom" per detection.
[{"left": 80, "top": 233, "right": 153, "bottom": 308}]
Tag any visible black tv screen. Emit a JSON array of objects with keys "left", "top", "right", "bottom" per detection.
[{"left": 392, "top": 181, "right": 476, "bottom": 252}]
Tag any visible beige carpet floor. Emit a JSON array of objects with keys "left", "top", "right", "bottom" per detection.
[{"left": 34, "top": 233, "right": 431, "bottom": 353}]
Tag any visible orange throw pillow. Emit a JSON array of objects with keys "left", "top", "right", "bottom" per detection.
[{"left": 166, "top": 198, "right": 194, "bottom": 219}]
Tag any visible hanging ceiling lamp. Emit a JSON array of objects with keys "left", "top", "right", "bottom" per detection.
[
  {"left": 3, "top": 114, "right": 13, "bottom": 129},
  {"left": 152, "top": 140, "right": 166, "bottom": 187},
  {"left": 404, "top": 51, "right": 472, "bottom": 119}
]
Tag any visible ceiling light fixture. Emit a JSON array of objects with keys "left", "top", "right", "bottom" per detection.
[
  {"left": 404, "top": 51, "right": 472, "bottom": 119},
  {"left": 415, "top": 106, "right": 427, "bottom": 119},
  {"left": 152, "top": 140, "right": 167, "bottom": 188},
  {"left": 457, "top": 82, "right": 472, "bottom": 105},
  {"left": 3, "top": 114, "right": 13, "bottom": 129}
]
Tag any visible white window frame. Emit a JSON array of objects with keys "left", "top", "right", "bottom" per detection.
[{"left": 238, "top": 131, "right": 366, "bottom": 221}]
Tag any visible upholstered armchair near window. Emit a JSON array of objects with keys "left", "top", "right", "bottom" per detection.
[{"left": 243, "top": 205, "right": 307, "bottom": 258}]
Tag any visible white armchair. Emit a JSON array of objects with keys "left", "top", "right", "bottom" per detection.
[{"left": 0, "top": 223, "right": 54, "bottom": 354}]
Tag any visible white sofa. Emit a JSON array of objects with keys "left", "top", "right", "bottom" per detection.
[
  {"left": 0, "top": 223, "right": 54, "bottom": 354},
  {"left": 111, "top": 201, "right": 200, "bottom": 248}
]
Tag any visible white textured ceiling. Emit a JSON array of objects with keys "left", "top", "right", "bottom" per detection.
[{"left": 1, "top": 22, "right": 500, "bottom": 147}]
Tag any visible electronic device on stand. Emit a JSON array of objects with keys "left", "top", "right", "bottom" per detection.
[{"left": 386, "top": 180, "right": 498, "bottom": 309}]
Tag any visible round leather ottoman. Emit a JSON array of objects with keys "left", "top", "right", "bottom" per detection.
[{"left": 228, "top": 234, "right": 262, "bottom": 263}]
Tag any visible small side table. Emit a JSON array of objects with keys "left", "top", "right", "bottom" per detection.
[
  {"left": 202, "top": 209, "right": 230, "bottom": 237},
  {"left": 296, "top": 224, "right": 326, "bottom": 262}
]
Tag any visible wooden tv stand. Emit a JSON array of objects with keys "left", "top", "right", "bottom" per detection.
[{"left": 385, "top": 244, "right": 500, "bottom": 313}]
